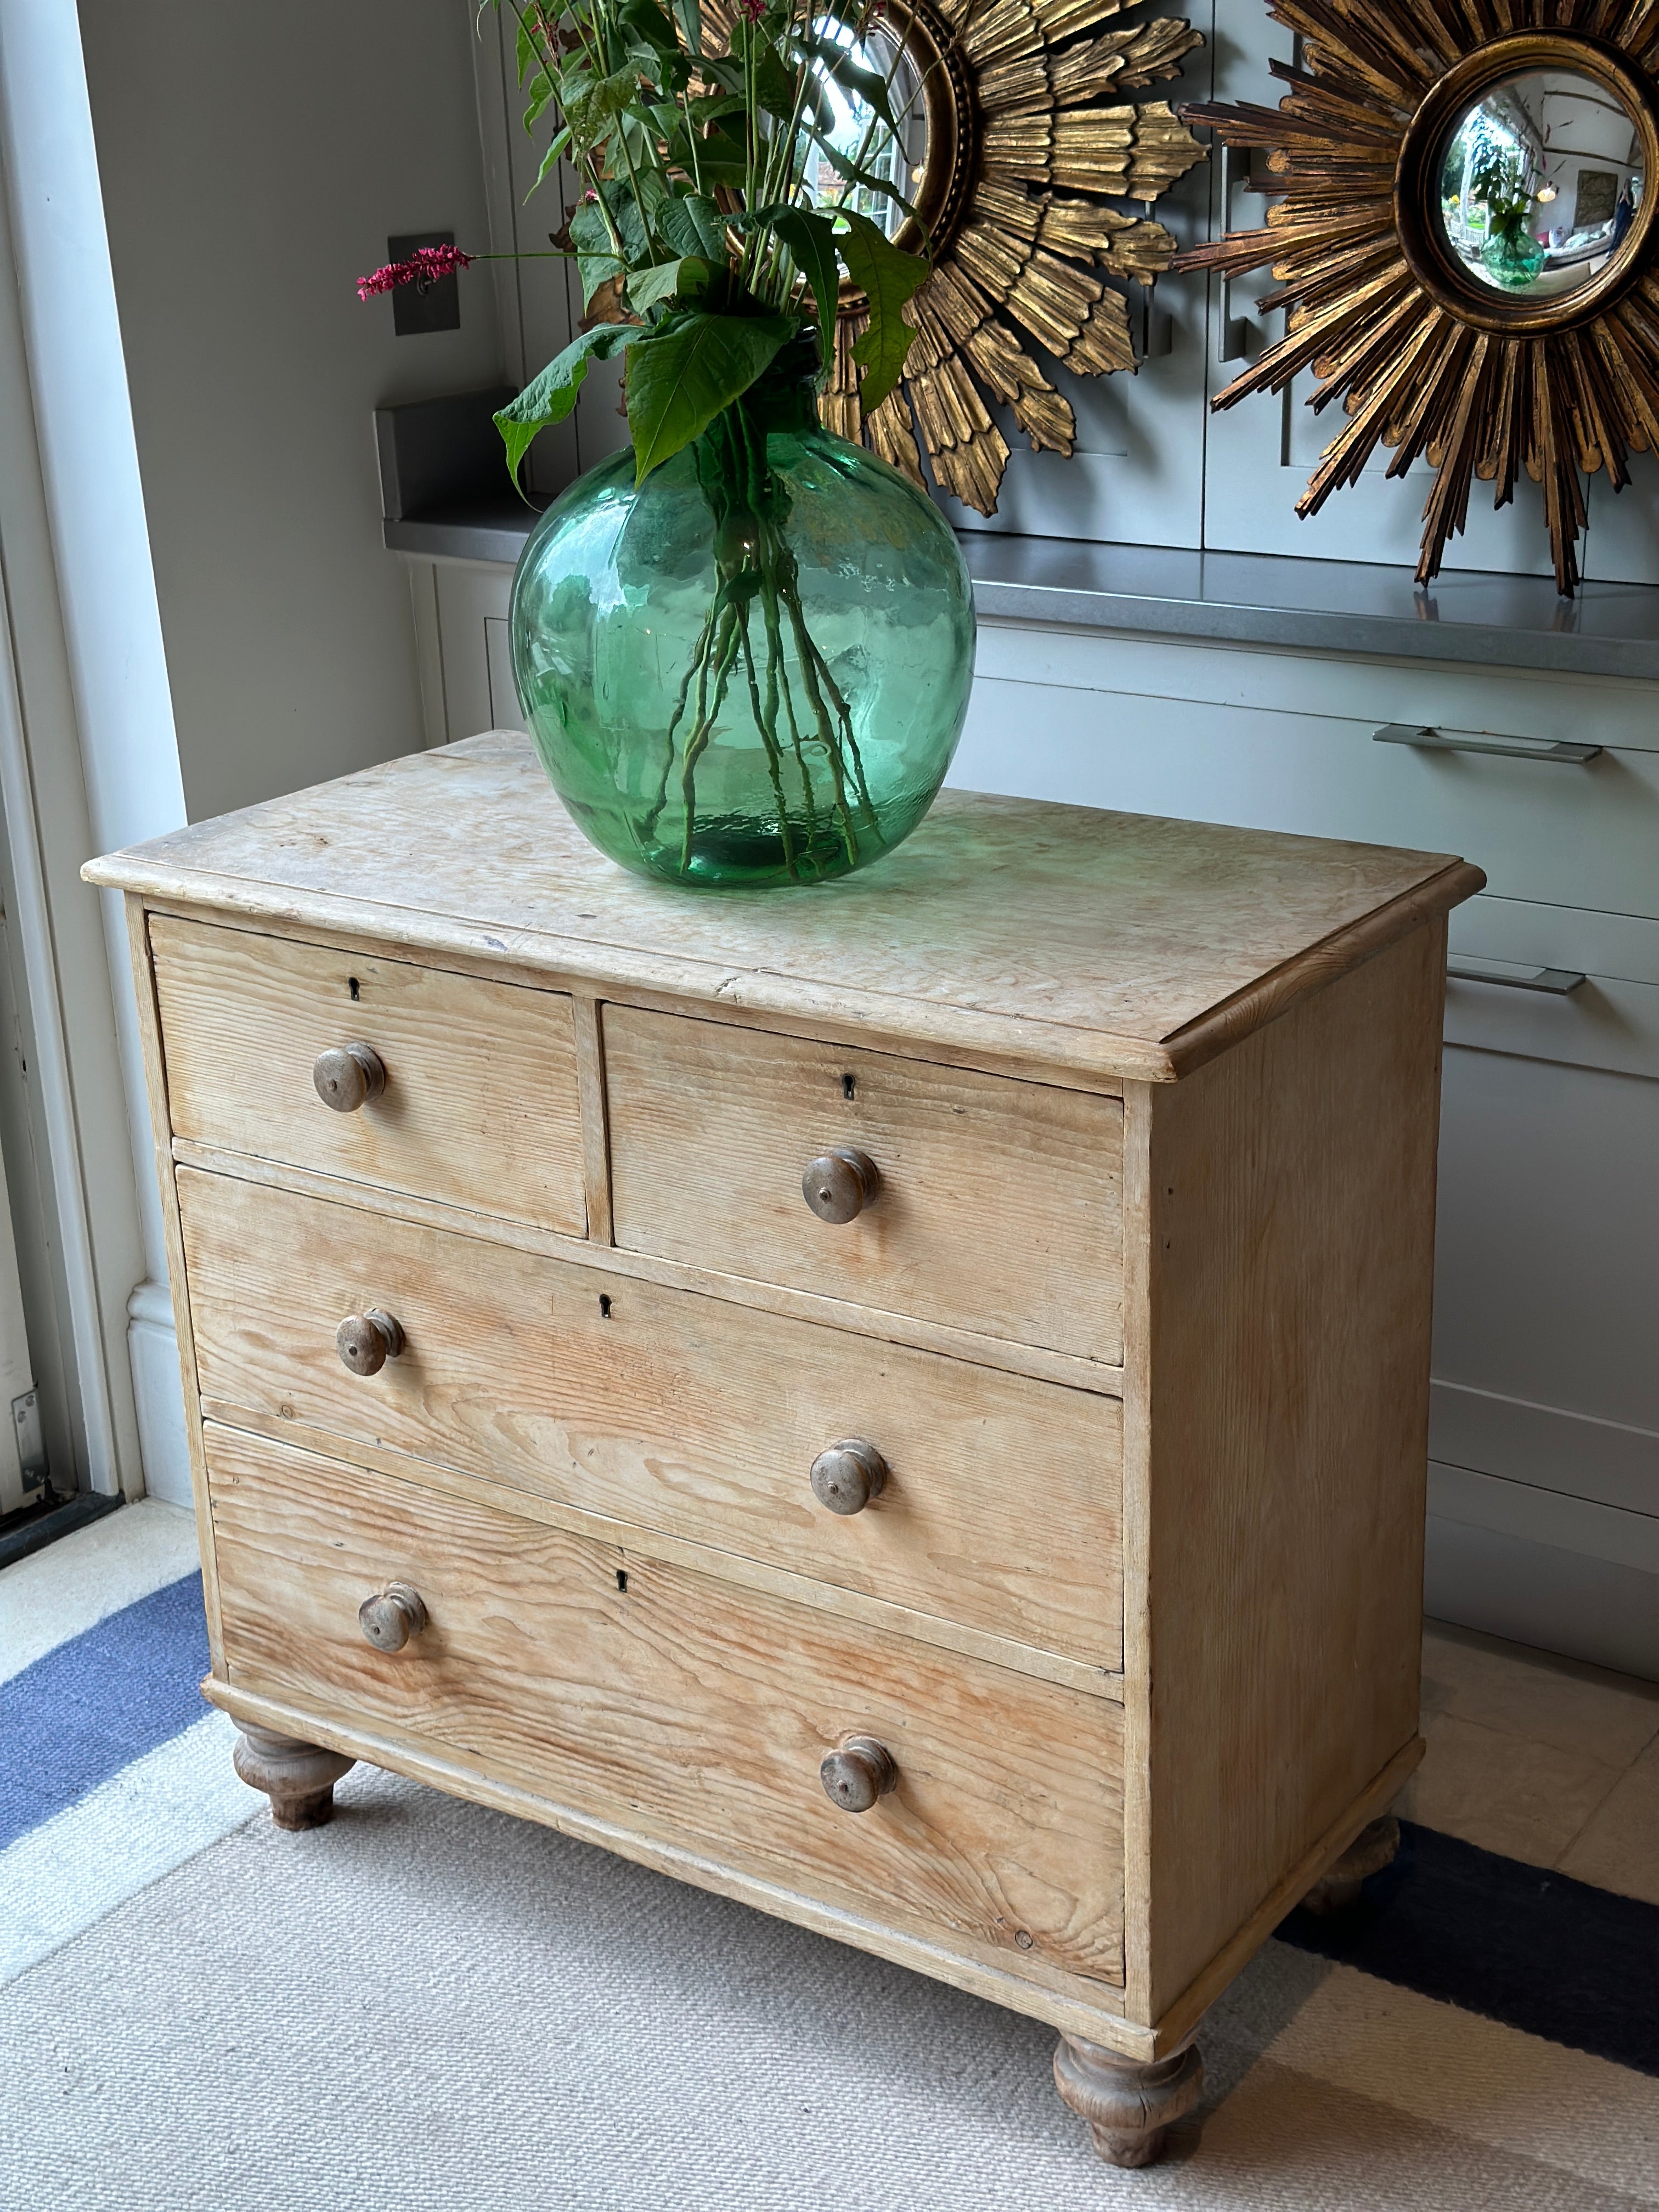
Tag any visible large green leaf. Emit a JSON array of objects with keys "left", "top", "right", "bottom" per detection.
[
  {"left": 836, "top": 208, "right": 925, "bottom": 413},
  {"left": 768, "top": 208, "right": 839, "bottom": 368},
  {"left": 569, "top": 198, "right": 624, "bottom": 303},
  {"left": 569, "top": 184, "right": 658, "bottom": 303},
  {"left": 523, "top": 65, "right": 560, "bottom": 132},
  {"left": 625, "top": 312, "right": 793, "bottom": 482},
  {"left": 685, "top": 121, "right": 751, "bottom": 185},
  {"left": 626, "top": 256, "right": 715, "bottom": 315},
  {"left": 617, "top": 0, "right": 682, "bottom": 58},
  {"left": 728, "top": 25, "right": 800, "bottom": 122},
  {"left": 562, "top": 65, "right": 638, "bottom": 145},
  {"left": 657, "top": 193, "right": 727, "bottom": 261},
  {"left": 528, "top": 125, "right": 572, "bottom": 198},
  {"left": 494, "top": 324, "right": 645, "bottom": 484},
  {"left": 802, "top": 35, "right": 898, "bottom": 132}
]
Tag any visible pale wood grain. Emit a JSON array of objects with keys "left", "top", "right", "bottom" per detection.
[
  {"left": 84, "top": 732, "right": 1482, "bottom": 1084},
  {"left": 178, "top": 1167, "right": 1124, "bottom": 1669},
  {"left": 1116, "top": 1079, "right": 1156, "bottom": 2024},
  {"left": 606, "top": 1006, "right": 1125, "bottom": 1364},
  {"left": 149, "top": 913, "right": 587, "bottom": 1234},
  {"left": 571, "top": 995, "right": 614, "bottom": 1245},
  {"left": 1053, "top": 2038, "right": 1204, "bottom": 2168},
  {"left": 138, "top": 895, "right": 1135, "bottom": 1098},
  {"left": 169, "top": 1138, "right": 1125, "bottom": 1395},
  {"left": 207, "top": 1676, "right": 1160, "bottom": 2055},
  {"left": 95, "top": 754, "right": 1481, "bottom": 2095},
  {"left": 230, "top": 1723, "right": 354, "bottom": 1830},
  {"left": 122, "top": 895, "right": 224, "bottom": 1670},
  {"left": 206, "top": 1425, "right": 1126, "bottom": 1985},
  {"left": 1161, "top": 863, "right": 1486, "bottom": 1079},
  {"left": 1148, "top": 1736, "right": 1424, "bottom": 2056},
  {"left": 1138, "top": 922, "right": 1446, "bottom": 2018},
  {"left": 200, "top": 1404, "right": 1121, "bottom": 1697}
]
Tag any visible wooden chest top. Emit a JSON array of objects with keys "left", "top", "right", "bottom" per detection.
[{"left": 86, "top": 731, "right": 1483, "bottom": 1083}]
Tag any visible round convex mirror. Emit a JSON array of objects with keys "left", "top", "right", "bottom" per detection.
[
  {"left": 1434, "top": 67, "right": 1645, "bottom": 300},
  {"left": 803, "top": 18, "right": 929, "bottom": 244}
]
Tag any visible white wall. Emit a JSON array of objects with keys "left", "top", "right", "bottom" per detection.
[{"left": 77, "top": 0, "right": 505, "bottom": 822}]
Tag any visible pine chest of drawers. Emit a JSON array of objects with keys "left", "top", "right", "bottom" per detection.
[{"left": 88, "top": 732, "right": 1482, "bottom": 2166}]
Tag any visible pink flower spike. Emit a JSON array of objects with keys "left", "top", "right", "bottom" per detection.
[
  {"left": 737, "top": 0, "right": 766, "bottom": 21},
  {"left": 356, "top": 243, "right": 472, "bottom": 301}
]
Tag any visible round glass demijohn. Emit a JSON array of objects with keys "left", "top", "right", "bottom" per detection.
[{"left": 509, "top": 336, "right": 975, "bottom": 889}]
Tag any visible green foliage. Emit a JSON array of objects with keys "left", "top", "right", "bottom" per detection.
[
  {"left": 485, "top": 0, "right": 934, "bottom": 474},
  {"left": 626, "top": 255, "right": 716, "bottom": 314},
  {"left": 657, "top": 193, "right": 727, "bottom": 260},
  {"left": 767, "top": 207, "right": 840, "bottom": 371},
  {"left": 801, "top": 35, "right": 896, "bottom": 134},
  {"left": 836, "top": 208, "right": 926, "bottom": 411},
  {"left": 494, "top": 321, "right": 645, "bottom": 483},
  {"left": 625, "top": 312, "right": 794, "bottom": 481}
]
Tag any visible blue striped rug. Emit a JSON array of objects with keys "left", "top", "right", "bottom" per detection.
[{"left": 1, "top": 1573, "right": 210, "bottom": 1849}]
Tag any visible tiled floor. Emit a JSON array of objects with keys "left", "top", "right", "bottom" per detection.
[{"left": 1402, "top": 1618, "right": 1659, "bottom": 1905}]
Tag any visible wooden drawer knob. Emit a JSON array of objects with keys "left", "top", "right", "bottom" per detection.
[
  {"left": 820, "top": 1734, "right": 898, "bottom": 1813},
  {"left": 335, "top": 1307, "right": 404, "bottom": 1376},
  {"left": 810, "top": 1439, "right": 889, "bottom": 1515},
  {"left": 313, "top": 1041, "right": 387, "bottom": 1113},
  {"left": 802, "top": 1147, "right": 880, "bottom": 1225},
  {"left": 358, "top": 1582, "right": 427, "bottom": 1652}
]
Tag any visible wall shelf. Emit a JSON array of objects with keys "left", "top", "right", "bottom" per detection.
[{"left": 378, "top": 392, "right": 1659, "bottom": 684}]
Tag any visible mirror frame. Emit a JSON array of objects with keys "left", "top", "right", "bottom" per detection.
[
  {"left": 854, "top": 0, "right": 977, "bottom": 264},
  {"left": 1177, "top": 2, "right": 1659, "bottom": 596},
  {"left": 1395, "top": 32, "right": 1659, "bottom": 335}
]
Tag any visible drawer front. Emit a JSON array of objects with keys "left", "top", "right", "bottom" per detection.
[
  {"left": 207, "top": 1427, "right": 1125, "bottom": 1984},
  {"left": 179, "top": 1169, "right": 1122, "bottom": 1669},
  {"left": 151, "top": 916, "right": 586, "bottom": 1233},
  {"left": 603, "top": 1008, "right": 1125, "bottom": 1365},
  {"left": 960, "top": 644, "right": 1658, "bottom": 922}
]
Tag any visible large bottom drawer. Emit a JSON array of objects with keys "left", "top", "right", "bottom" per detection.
[{"left": 206, "top": 1425, "right": 1126, "bottom": 1987}]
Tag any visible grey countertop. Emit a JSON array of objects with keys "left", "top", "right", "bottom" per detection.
[{"left": 385, "top": 502, "right": 1659, "bottom": 682}]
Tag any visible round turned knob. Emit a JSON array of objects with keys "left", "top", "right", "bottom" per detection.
[
  {"left": 335, "top": 1307, "right": 405, "bottom": 1376},
  {"left": 810, "top": 1439, "right": 889, "bottom": 1516},
  {"left": 358, "top": 1582, "right": 427, "bottom": 1653},
  {"left": 802, "top": 1147, "right": 880, "bottom": 1226},
  {"left": 313, "top": 1041, "right": 387, "bottom": 1113},
  {"left": 820, "top": 1734, "right": 898, "bottom": 1814}
]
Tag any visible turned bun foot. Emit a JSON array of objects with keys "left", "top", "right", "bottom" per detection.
[
  {"left": 1053, "top": 2034, "right": 1203, "bottom": 2168},
  {"left": 1301, "top": 1813, "right": 1401, "bottom": 1916},
  {"left": 233, "top": 1723, "right": 355, "bottom": 1830}
]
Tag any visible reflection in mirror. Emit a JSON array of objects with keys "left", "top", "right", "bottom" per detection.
[
  {"left": 1436, "top": 69, "right": 1644, "bottom": 296},
  {"left": 801, "top": 20, "right": 930, "bottom": 242}
]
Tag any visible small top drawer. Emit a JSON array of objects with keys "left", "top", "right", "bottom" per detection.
[
  {"left": 603, "top": 1007, "right": 1124, "bottom": 1365},
  {"left": 150, "top": 917, "right": 587, "bottom": 1234}
]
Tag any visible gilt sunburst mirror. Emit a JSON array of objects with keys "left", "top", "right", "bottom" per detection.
[
  {"left": 1176, "top": 2, "right": 1659, "bottom": 594},
  {"left": 710, "top": 0, "right": 1210, "bottom": 510}
]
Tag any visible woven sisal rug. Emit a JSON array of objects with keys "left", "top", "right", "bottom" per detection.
[{"left": 3, "top": 1514, "right": 1655, "bottom": 2211}]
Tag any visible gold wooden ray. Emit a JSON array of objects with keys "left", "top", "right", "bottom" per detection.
[
  {"left": 1176, "top": 6, "right": 1659, "bottom": 592},
  {"left": 812, "top": 0, "right": 1205, "bottom": 510}
]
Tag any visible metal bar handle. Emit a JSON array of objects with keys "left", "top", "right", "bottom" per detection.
[
  {"left": 1375, "top": 723, "right": 1602, "bottom": 764},
  {"left": 1217, "top": 146, "right": 1254, "bottom": 365},
  {"left": 1447, "top": 961, "right": 1588, "bottom": 995}
]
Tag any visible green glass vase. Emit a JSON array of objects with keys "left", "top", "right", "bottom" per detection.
[
  {"left": 1481, "top": 216, "right": 1547, "bottom": 289},
  {"left": 509, "top": 340, "right": 975, "bottom": 889}
]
